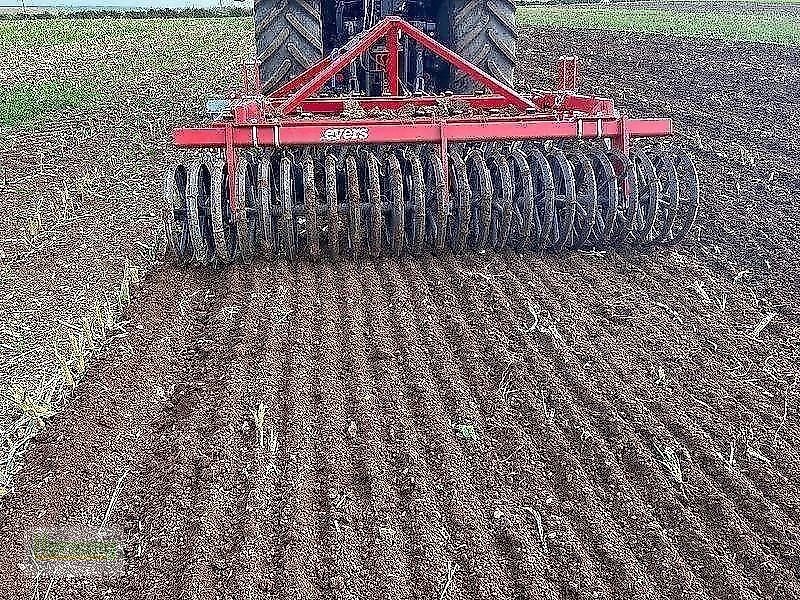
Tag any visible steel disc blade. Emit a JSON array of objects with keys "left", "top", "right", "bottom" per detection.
[
  {"left": 386, "top": 152, "right": 406, "bottom": 257},
  {"left": 210, "top": 160, "right": 236, "bottom": 264},
  {"left": 424, "top": 149, "right": 449, "bottom": 254},
  {"left": 465, "top": 147, "right": 493, "bottom": 252},
  {"left": 565, "top": 150, "right": 599, "bottom": 249},
  {"left": 630, "top": 147, "right": 660, "bottom": 246},
  {"left": 525, "top": 146, "right": 556, "bottom": 250},
  {"left": 486, "top": 151, "right": 513, "bottom": 250},
  {"left": 448, "top": 149, "right": 471, "bottom": 254},
  {"left": 400, "top": 149, "right": 425, "bottom": 256},
  {"left": 345, "top": 154, "right": 363, "bottom": 257},
  {"left": 664, "top": 150, "right": 700, "bottom": 245},
  {"left": 649, "top": 149, "right": 680, "bottom": 246},
  {"left": 259, "top": 154, "right": 278, "bottom": 258},
  {"left": 364, "top": 151, "right": 384, "bottom": 258},
  {"left": 278, "top": 155, "right": 297, "bottom": 260},
  {"left": 163, "top": 162, "right": 192, "bottom": 264},
  {"left": 300, "top": 153, "right": 321, "bottom": 260},
  {"left": 186, "top": 160, "right": 214, "bottom": 265},
  {"left": 324, "top": 154, "right": 340, "bottom": 259},
  {"left": 508, "top": 148, "right": 535, "bottom": 252},
  {"left": 235, "top": 157, "right": 257, "bottom": 263},
  {"left": 584, "top": 148, "right": 618, "bottom": 248},
  {"left": 547, "top": 148, "right": 579, "bottom": 251},
  {"left": 603, "top": 148, "right": 637, "bottom": 247}
]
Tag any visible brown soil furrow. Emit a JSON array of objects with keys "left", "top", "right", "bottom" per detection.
[
  {"left": 646, "top": 264, "right": 800, "bottom": 482},
  {"left": 456, "top": 254, "right": 753, "bottom": 600},
  {"left": 422, "top": 255, "right": 610, "bottom": 597},
  {"left": 598, "top": 256, "right": 800, "bottom": 513},
  {"left": 336, "top": 260, "right": 415, "bottom": 600},
  {"left": 581, "top": 251, "right": 798, "bottom": 452},
  {"left": 499, "top": 254, "right": 793, "bottom": 598},
  {"left": 0, "top": 268, "right": 196, "bottom": 600},
  {"left": 123, "top": 271, "right": 239, "bottom": 598},
  {"left": 601, "top": 252, "right": 798, "bottom": 445},
  {"left": 524, "top": 254, "right": 800, "bottom": 563},
  {"left": 594, "top": 396, "right": 800, "bottom": 596},
  {"left": 311, "top": 262, "right": 372, "bottom": 598},
  {"left": 429, "top": 254, "right": 681, "bottom": 600},
  {"left": 174, "top": 271, "right": 254, "bottom": 597},
  {"left": 272, "top": 262, "right": 324, "bottom": 599},
  {"left": 594, "top": 343, "right": 800, "bottom": 555},
  {"left": 180, "top": 268, "right": 272, "bottom": 596},
  {"left": 420, "top": 255, "right": 621, "bottom": 598},
  {"left": 380, "top": 257, "right": 523, "bottom": 598},
  {"left": 466, "top": 255, "right": 727, "bottom": 566},
  {"left": 224, "top": 266, "right": 291, "bottom": 598},
  {"left": 361, "top": 259, "right": 472, "bottom": 600},
  {"left": 390, "top": 257, "right": 555, "bottom": 599},
  {"left": 557, "top": 274, "right": 800, "bottom": 586}
]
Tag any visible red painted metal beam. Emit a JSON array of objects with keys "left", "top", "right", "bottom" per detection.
[
  {"left": 386, "top": 21, "right": 400, "bottom": 96},
  {"left": 266, "top": 95, "right": 529, "bottom": 114},
  {"left": 272, "top": 54, "right": 335, "bottom": 98},
  {"left": 173, "top": 117, "right": 671, "bottom": 148},
  {"left": 224, "top": 124, "right": 236, "bottom": 212}
]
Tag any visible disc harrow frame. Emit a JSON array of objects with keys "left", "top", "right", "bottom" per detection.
[{"left": 166, "top": 16, "right": 698, "bottom": 264}]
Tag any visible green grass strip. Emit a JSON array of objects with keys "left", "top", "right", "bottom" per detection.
[
  {"left": 0, "top": 18, "right": 142, "bottom": 51},
  {"left": 0, "top": 81, "right": 96, "bottom": 127},
  {"left": 518, "top": 6, "right": 800, "bottom": 46}
]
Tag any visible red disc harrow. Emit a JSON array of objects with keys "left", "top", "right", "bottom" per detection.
[{"left": 164, "top": 16, "right": 699, "bottom": 264}]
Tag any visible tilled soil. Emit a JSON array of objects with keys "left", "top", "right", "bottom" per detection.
[
  {"left": 1, "top": 20, "right": 800, "bottom": 600},
  {"left": 2, "top": 252, "right": 799, "bottom": 599}
]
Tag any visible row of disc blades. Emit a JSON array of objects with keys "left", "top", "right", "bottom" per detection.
[{"left": 163, "top": 143, "right": 699, "bottom": 264}]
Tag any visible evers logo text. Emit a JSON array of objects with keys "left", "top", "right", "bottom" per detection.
[{"left": 320, "top": 127, "right": 370, "bottom": 143}]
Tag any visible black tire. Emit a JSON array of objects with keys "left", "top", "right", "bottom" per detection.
[
  {"left": 254, "top": 0, "right": 323, "bottom": 93},
  {"left": 447, "top": 0, "right": 517, "bottom": 94}
]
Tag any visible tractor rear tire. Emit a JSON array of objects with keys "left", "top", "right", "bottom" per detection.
[
  {"left": 448, "top": 0, "right": 517, "bottom": 94},
  {"left": 254, "top": 0, "right": 324, "bottom": 93}
]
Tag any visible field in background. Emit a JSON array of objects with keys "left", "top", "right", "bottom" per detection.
[
  {"left": 518, "top": 4, "right": 800, "bottom": 44},
  {"left": 0, "top": 18, "right": 241, "bottom": 128},
  {"left": 3, "top": 2, "right": 800, "bottom": 130},
  {"left": 1, "top": 5, "right": 799, "bottom": 599}
]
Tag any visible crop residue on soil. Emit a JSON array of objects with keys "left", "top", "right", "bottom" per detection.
[
  {"left": 0, "top": 18, "right": 799, "bottom": 600},
  {"left": 1, "top": 251, "right": 799, "bottom": 599}
]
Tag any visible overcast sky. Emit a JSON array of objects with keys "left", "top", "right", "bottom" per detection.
[{"left": 3, "top": 0, "right": 250, "bottom": 7}]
